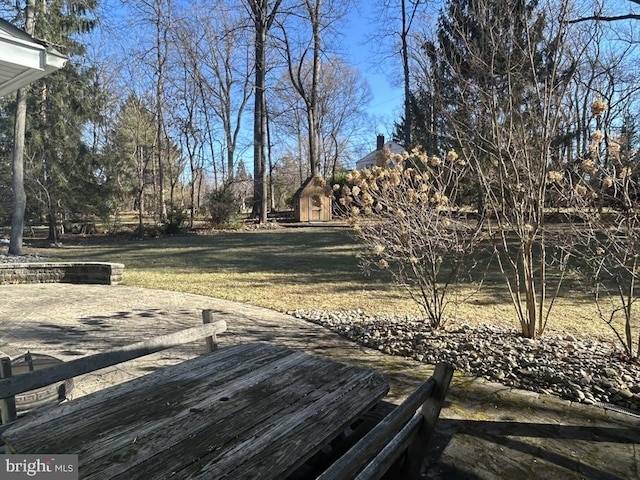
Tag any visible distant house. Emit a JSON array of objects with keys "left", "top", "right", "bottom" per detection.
[
  {"left": 293, "top": 176, "right": 332, "bottom": 222},
  {"left": 0, "top": 18, "right": 67, "bottom": 97},
  {"left": 355, "top": 134, "right": 405, "bottom": 170}
]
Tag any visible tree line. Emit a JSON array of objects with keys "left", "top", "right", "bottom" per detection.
[
  {"left": 2, "top": 0, "right": 640, "bottom": 350},
  {"left": 0, "top": 0, "right": 376, "bottom": 245},
  {"left": 2, "top": 1, "right": 638, "bottom": 246}
]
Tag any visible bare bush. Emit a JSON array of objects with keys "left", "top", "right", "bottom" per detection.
[
  {"left": 556, "top": 99, "right": 640, "bottom": 359},
  {"left": 338, "top": 147, "right": 484, "bottom": 328}
]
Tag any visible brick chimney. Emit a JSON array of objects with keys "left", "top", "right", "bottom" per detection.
[{"left": 376, "top": 134, "right": 385, "bottom": 150}]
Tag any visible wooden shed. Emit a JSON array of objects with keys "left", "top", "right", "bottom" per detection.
[{"left": 293, "top": 176, "right": 332, "bottom": 222}]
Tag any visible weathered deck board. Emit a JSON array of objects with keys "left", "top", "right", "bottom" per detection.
[{"left": 1, "top": 343, "right": 389, "bottom": 480}]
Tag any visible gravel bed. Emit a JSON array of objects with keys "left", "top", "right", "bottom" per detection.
[
  {"left": 0, "top": 251, "right": 48, "bottom": 263},
  {"left": 291, "top": 309, "right": 640, "bottom": 414},
  {"left": 0, "top": 239, "right": 48, "bottom": 263}
]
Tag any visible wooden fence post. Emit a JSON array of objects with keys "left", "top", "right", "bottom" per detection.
[
  {"left": 401, "top": 362, "right": 454, "bottom": 479},
  {"left": 0, "top": 357, "right": 17, "bottom": 424},
  {"left": 202, "top": 310, "right": 219, "bottom": 352}
]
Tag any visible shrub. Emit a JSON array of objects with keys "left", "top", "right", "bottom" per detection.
[
  {"left": 165, "top": 208, "right": 188, "bottom": 234},
  {"left": 555, "top": 99, "right": 640, "bottom": 360},
  {"left": 341, "top": 147, "right": 484, "bottom": 328},
  {"left": 208, "top": 186, "right": 242, "bottom": 230}
]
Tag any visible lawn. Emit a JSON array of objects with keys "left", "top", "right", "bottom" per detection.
[{"left": 30, "top": 226, "right": 612, "bottom": 342}]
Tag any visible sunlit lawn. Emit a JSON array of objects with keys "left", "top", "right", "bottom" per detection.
[{"left": 29, "top": 226, "right": 614, "bottom": 342}]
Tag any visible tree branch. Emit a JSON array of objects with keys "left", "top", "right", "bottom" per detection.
[{"left": 567, "top": 13, "right": 640, "bottom": 24}]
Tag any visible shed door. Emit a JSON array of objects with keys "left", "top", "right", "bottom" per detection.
[{"left": 309, "top": 194, "right": 322, "bottom": 221}]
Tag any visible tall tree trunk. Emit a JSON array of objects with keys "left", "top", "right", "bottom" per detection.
[
  {"left": 137, "top": 146, "right": 145, "bottom": 235},
  {"left": 307, "top": 0, "right": 322, "bottom": 176},
  {"left": 189, "top": 150, "right": 196, "bottom": 229},
  {"left": 47, "top": 204, "right": 58, "bottom": 245},
  {"left": 154, "top": 0, "right": 170, "bottom": 223},
  {"left": 9, "top": 0, "right": 36, "bottom": 255},
  {"left": 401, "top": 0, "right": 414, "bottom": 149},
  {"left": 9, "top": 87, "right": 28, "bottom": 255},
  {"left": 249, "top": 0, "right": 282, "bottom": 223},
  {"left": 252, "top": 17, "right": 268, "bottom": 222}
]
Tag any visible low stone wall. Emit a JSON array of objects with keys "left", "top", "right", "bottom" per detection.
[{"left": 0, "top": 262, "right": 124, "bottom": 285}]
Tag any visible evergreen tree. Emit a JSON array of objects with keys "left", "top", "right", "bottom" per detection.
[
  {"left": 13, "top": 0, "right": 102, "bottom": 242},
  {"left": 103, "top": 94, "right": 158, "bottom": 235}
]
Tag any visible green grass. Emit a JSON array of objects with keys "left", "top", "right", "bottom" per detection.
[{"left": 24, "top": 226, "right": 616, "bottom": 341}]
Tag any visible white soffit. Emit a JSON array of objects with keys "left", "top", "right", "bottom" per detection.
[{"left": 0, "top": 18, "right": 67, "bottom": 97}]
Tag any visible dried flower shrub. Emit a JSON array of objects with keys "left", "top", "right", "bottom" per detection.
[
  {"left": 558, "top": 99, "right": 640, "bottom": 359},
  {"left": 338, "top": 146, "right": 484, "bottom": 328}
]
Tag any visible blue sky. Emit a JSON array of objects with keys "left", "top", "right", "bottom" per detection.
[
  {"left": 88, "top": 0, "right": 406, "bottom": 163},
  {"left": 342, "top": 3, "right": 405, "bottom": 143}
]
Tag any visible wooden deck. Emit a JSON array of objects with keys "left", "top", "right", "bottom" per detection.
[{"left": 1, "top": 343, "right": 389, "bottom": 479}]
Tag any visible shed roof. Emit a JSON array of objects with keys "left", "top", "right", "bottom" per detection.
[
  {"left": 293, "top": 175, "right": 330, "bottom": 198},
  {"left": 0, "top": 18, "right": 67, "bottom": 97}
]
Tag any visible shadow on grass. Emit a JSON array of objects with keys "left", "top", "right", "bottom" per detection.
[
  {"left": 39, "top": 227, "right": 599, "bottom": 307},
  {"left": 45, "top": 229, "right": 373, "bottom": 282}
]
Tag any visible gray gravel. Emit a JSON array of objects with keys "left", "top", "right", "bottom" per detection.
[
  {"left": 291, "top": 309, "right": 640, "bottom": 413},
  {"left": 0, "top": 244, "right": 47, "bottom": 263},
  {"left": 0, "top": 253, "right": 47, "bottom": 263}
]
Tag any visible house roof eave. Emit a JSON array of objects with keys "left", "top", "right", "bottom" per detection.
[{"left": 0, "top": 18, "right": 67, "bottom": 97}]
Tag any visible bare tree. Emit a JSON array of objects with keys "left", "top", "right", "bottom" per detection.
[
  {"left": 557, "top": 98, "right": 640, "bottom": 359},
  {"left": 399, "top": 0, "right": 423, "bottom": 148},
  {"left": 276, "top": 0, "right": 351, "bottom": 177},
  {"left": 316, "top": 57, "right": 371, "bottom": 177},
  {"left": 277, "top": 5, "right": 320, "bottom": 177},
  {"left": 244, "top": 0, "right": 284, "bottom": 223},
  {"left": 170, "top": 4, "right": 254, "bottom": 227},
  {"left": 271, "top": 76, "right": 309, "bottom": 180},
  {"left": 569, "top": 0, "right": 640, "bottom": 23},
  {"left": 192, "top": 6, "right": 253, "bottom": 183},
  {"left": 340, "top": 148, "right": 483, "bottom": 328},
  {"left": 271, "top": 55, "right": 371, "bottom": 180},
  {"left": 123, "top": 0, "right": 173, "bottom": 223},
  {"left": 435, "top": 0, "right": 580, "bottom": 338},
  {"left": 373, "top": 0, "right": 429, "bottom": 149},
  {"left": 169, "top": 18, "right": 206, "bottom": 227}
]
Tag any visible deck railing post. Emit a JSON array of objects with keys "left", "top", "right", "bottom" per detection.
[
  {"left": 0, "top": 357, "right": 17, "bottom": 424},
  {"left": 202, "top": 310, "right": 219, "bottom": 352}
]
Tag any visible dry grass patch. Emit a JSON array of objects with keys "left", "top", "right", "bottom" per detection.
[{"left": 33, "top": 227, "right": 615, "bottom": 342}]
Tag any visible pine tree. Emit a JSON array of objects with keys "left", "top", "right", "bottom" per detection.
[
  {"left": 103, "top": 94, "right": 158, "bottom": 235},
  {"left": 22, "top": 0, "right": 101, "bottom": 242}
]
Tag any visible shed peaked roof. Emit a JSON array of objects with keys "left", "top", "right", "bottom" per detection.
[
  {"left": 293, "top": 175, "right": 330, "bottom": 198},
  {"left": 0, "top": 18, "right": 67, "bottom": 97}
]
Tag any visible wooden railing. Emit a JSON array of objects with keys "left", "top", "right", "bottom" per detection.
[
  {"left": 318, "top": 362, "right": 454, "bottom": 480},
  {"left": 0, "top": 310, "right": 226, "bottom": 424}
]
